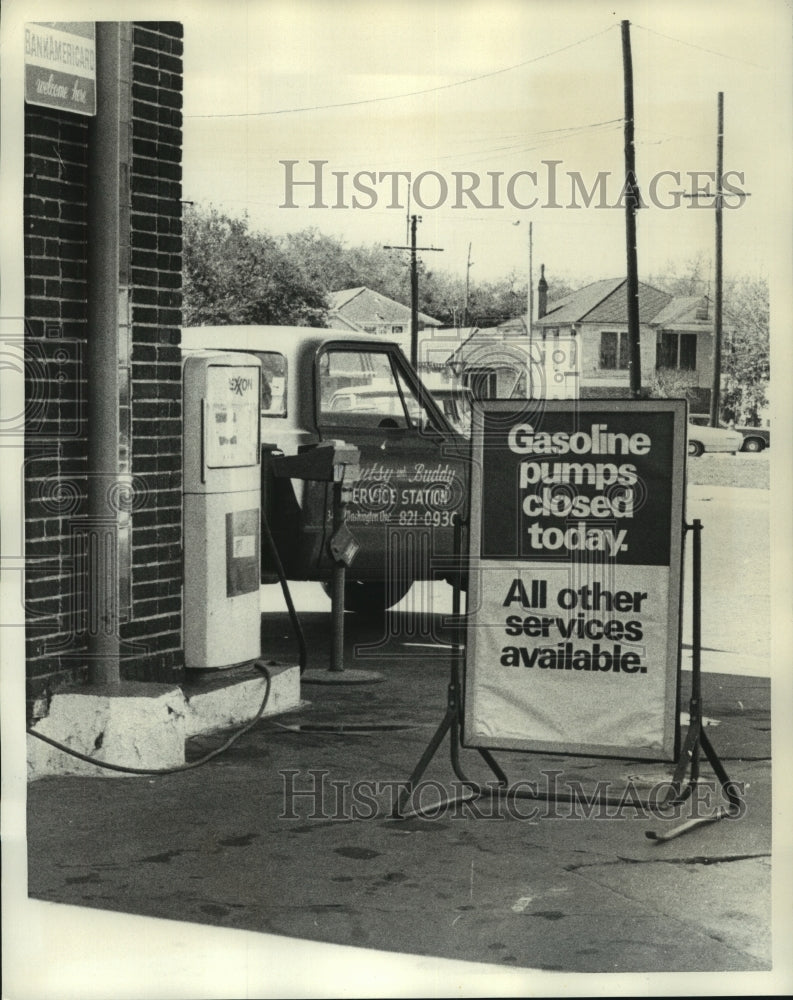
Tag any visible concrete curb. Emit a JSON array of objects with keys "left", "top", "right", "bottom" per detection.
[
  {"left": 27, "top": 662, "right": 301, "bottom": 780},
  {"left": 183, "top": 662, "right": 300, "bottom": 737}
]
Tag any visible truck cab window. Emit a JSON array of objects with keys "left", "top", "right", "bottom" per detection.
[
  {"left": 317, "top": 348, "right": 437, "bottom": 431},
  {"left": 251, "top": 351, "right": 287, "bottom": 416}
]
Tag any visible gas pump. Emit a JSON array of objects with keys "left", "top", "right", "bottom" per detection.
[{"left": 182, "top": 351, "right": 262, "bottom": 669}]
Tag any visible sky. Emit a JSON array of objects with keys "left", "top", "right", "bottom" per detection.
[{"left": 179, "top": 0, "right": 792, "bottom": 302}]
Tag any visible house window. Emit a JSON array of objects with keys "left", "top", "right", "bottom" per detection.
[
  {"left": 363, "top": 325, "right": 377, "bottom": 334},
  {"left": 657, "top": 332, "right": 697, "bottom": 371},
  {"left": 600, "top": 330, "right": 630, "bottom": 369},
  {"left": 391, "top": 325, "right": 403, "bottom": 334},
  {"left": 679, "top": 335, "right": 697, "bottom": 369}
]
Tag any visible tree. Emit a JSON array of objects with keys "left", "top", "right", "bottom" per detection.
[
  {"left": 648, "top": 255, "right": 769, "bottom": 424},
  {"left": 183, "top": 204, "right": 583, "bottom": 339},
  {"left": 183, "top": 207, "right": 328, "bottom": 327},
  {"left": 281, "top": 228, "right": 358, "bottom": 294},
  {"left": 647, "top": 254, "right": 713, "bottom": 297},
  {"left": 721, "top": 274, "right": 770, "bottom": 424}
]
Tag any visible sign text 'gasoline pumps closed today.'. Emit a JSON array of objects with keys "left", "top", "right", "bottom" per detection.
[{"left": 463, "top": 400, "right": 686, "bottom": 760}]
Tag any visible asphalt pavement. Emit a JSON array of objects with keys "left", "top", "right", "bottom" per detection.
[
  {"left": 17, "top": 482, "right": 789, "bottom": 998},
  {"left": 23, "top": 600, "right": 777, "bottom": 992}
]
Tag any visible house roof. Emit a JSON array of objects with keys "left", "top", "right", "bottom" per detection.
[
  {"left": 585, "top": 281, "right": 671, "bottom": 324},
  {"left": 499, "top": 278, "right": 676, "bottom": 331},
  {"left": 328, "top": 287, "right": 367, "bottom": 311},
  {"left": 531, "top": 278, "right": 672, "bottom": 327},
  {"left": 328, "top": 286, "right": 441, "bottom": 328},
  {"left": 650, "top": 295, "right": 709, "bottom": 327},
  {"left": 538, "top": 277, "right": 626, "bottom": 325}
]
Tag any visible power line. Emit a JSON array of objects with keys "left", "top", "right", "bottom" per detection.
[
  {"left": 204, "top": 117, "right": 624, "bottom": 177},
  {"left": 185, "top": 25, "right": 618, "bottom": 119},
  {"left": 429, "top": 119, "right": 624, "bottom": 164},
  {"left": 633, "top": 23, "right": 761, "bottom": 67},
  {"left": 268, "top": 118, "right": 622, "bottom": 176}
]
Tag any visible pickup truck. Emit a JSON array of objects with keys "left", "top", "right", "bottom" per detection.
[{"left": 181, "top": 326, "right": 469, "bottom": 614}]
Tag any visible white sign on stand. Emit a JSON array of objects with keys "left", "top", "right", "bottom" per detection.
[{"left": 463, "top": 399, "right": 686, "bottom": 761}]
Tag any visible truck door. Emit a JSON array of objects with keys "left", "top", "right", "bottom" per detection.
[{"left": 314, "top": 345, "right": 467, "bottom": 598}]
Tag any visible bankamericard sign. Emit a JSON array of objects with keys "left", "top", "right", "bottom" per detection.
[{"left": 25, "top": 22, "right": 96, "bottom": 117}]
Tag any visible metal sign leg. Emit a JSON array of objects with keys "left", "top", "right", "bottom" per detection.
[
  {"left": 392, "top": 521, "right": 509, "bottom": 818},
  {"left": 647, "top": 519, "right": 742, "bottom": 840},
  {"left": 394, "top": 517, "right": 744, "bottom": 839}
]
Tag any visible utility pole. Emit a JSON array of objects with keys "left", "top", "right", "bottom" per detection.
[
  {"left": 621, "top": 19, "right": 642, "bottom": 398},
  {"left": 679, "top": 93, "right": 744, "bottom": 425},
  {"left": 410, "top": 215, "right": 419, "bottom": 365},
  {"left": 384, "top": 214, "right": 443, "bottom": 370},
  {"left": 463, "top": 242, "right": 473, "bottom": 328},
  {"left": 710, "top": 92, "right": 724, "bottom": 428},
  {"left": 527, "top": 221, "right": 533, "bottom": 343}
]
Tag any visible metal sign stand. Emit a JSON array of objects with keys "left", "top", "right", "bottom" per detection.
[
  {"left": 268, "top": 444, "right": 383, "bottom": 685},
  {"left": 645, "top": 520, "right": 742, "bottom": 841},
  {"left": 393, "top": 519, "right": 742, "bottom": 838},
  {"left": 301, "top": 480, "right": 384, "bottom": 685}
]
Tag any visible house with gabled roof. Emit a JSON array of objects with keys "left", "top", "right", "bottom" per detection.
[
  {"left": 500, "top": 272, "right": 718, "bottom": 409},
  {"left": 327, "top": 287, "right": 441, "bottom": 357}
]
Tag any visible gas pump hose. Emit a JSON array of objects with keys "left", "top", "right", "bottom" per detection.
[
  {"left": 26, "top": 509, "right": 308, "bottom": 774},
  {"left": 260, "top": 504, "right": 308, "bottom": 675},
  {"left": 26, "top": 662, "right": 273, "bottom": 775}
]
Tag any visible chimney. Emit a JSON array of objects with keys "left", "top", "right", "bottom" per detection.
[{"left": 538, "top": 264, "right": 548, "bottom": 319}]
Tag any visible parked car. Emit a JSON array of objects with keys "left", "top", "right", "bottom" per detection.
[
  {"left": 736, "top": 427, "right": 770, "bottom": 452},
  {"left": 686, "top": 417, "right": 743, "bottom": 457},
  {"left": 327, "top": 383, "right": 422, "bottom": 423},
  {"left": 181, "top": 326, "right": 468, "bottom": 614},
  {"left": 688, "top": 414, "right": 769, "bottom": 453}
]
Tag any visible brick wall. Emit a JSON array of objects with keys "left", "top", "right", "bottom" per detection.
[
  {"left": 24, "top": 22, "right": 184, "bottom": 714},
  {"left": 24, "top": 102, "right": 91, "bottom": 703},
  {"left": 121, "top": 23, "right": 184, "bottom": 682}
]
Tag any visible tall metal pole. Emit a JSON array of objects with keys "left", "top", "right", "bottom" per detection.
[
  {"left": 87, "top": 22, "right": 125, "bottom": 685},
  {"left": 710, "top": 93, "right": 724, "bottom": 427},
  {"left": 622, "top": 20, "right": 642, "bottom": 397}
]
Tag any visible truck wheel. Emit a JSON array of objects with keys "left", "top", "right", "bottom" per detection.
[
  {"left": 687, "top": 440, "right": 704, "bottom": 457},
  {"left": 323, "top": 579, "right": 413, "bottom": 614},
  {"left": 742, "top": 437, "right": 764, "bottom": 453}
]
